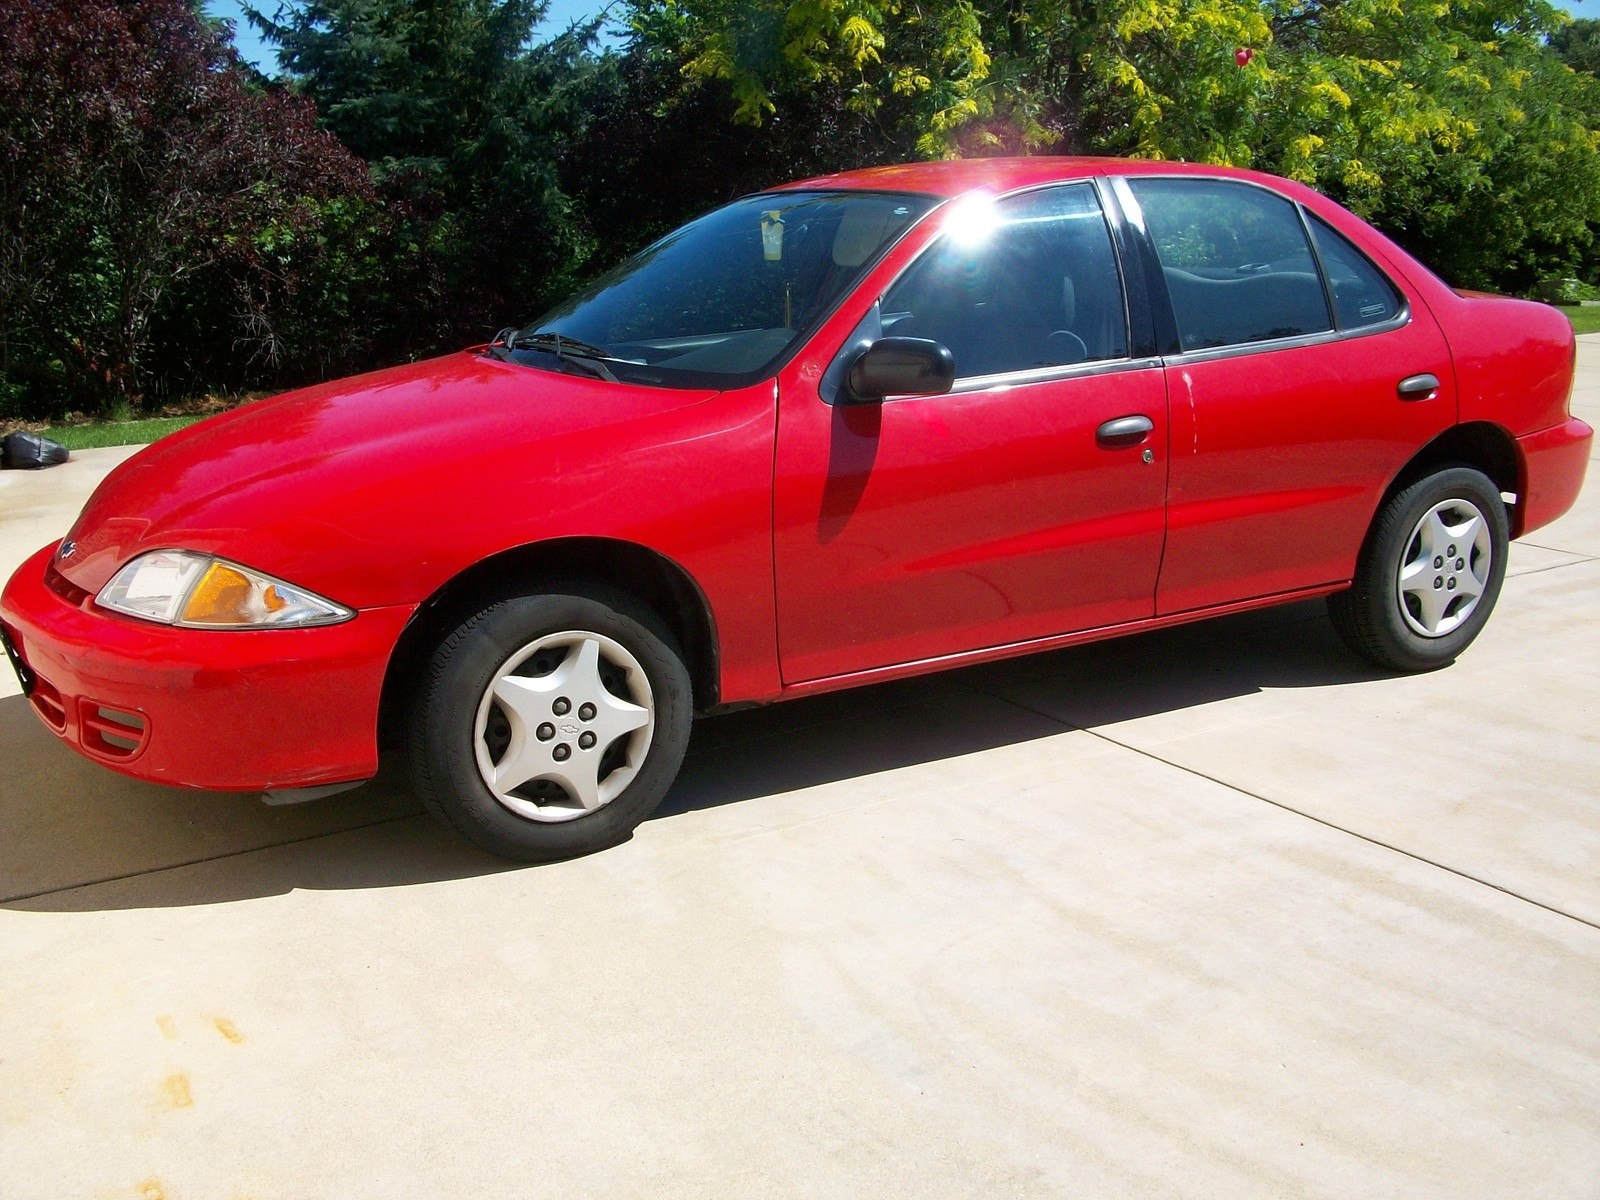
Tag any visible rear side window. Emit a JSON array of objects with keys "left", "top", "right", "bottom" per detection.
[
  {"left": 1128, "top": 178, "right": 1332, "bottom": 352},
  {"left": 882, "top": 183, "right": 1129, "bottom": 379},
  {"left": 1307, "top": 214, "right": 1405, "bottom": 330}
]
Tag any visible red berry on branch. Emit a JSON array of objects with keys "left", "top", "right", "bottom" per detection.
[{"left": 1235, "top": 47, "right": 1255, "bottom": 67}]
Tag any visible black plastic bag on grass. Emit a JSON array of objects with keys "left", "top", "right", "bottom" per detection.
[{"left": 1, "top": 432, "right": 69, "bottom": 469}]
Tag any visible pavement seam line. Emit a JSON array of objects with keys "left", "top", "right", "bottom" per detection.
[
  {"left": 0, "top": 812, "right": 423, "bottom": 905},
  {"left": 1078, "top": 729, "right": 1600, "bottom": 933},
  {"left": 1514, "top": 541, "right": 1599, "bottom": 561},
  {"left": 954, "top": 679, "right": 1600, "bottom": 934},
  {"left": 1507, "top": 561, "right": 1600, "bottom": 581}
]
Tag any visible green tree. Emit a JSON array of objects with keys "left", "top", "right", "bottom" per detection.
[
  {"left": 250, "top": 0, "right": 614, "bottom": 334},
  {"left": 625, "top": 0, "right": 1600, "bottom": 290},
  {"left": 564, "top": 19, "right": 923, "bottom": 273},
  {"left": 0, "top": 0, "right": 373, "bottom": 418}
]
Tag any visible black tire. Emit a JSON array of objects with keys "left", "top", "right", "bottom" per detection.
[
  {"left": 1328, "top": 466, "right": 1509, "bottom": 672},
  {"left": 406, "top": 586, "right": 693, "bottom": 862}
]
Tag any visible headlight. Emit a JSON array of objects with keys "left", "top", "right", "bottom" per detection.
[{"left": 96, "top": 550, "right": 354, "bottom": 629}]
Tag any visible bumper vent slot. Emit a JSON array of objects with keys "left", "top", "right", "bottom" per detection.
[
  {"left": 81, "top": 705, "right": 149, "bottom": 759},
  {"left": 29, "top": 677, "right": 68, "bottom": 733}
]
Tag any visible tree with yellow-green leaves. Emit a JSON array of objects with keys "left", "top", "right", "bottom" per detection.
[{"left": 623, "top": 0, "right": 1600, "bottom": 289}]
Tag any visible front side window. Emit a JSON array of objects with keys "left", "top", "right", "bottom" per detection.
[
  {"left": 881, "top": 184, "right": 1129, "bottom": 380},
  {"left": 517, "top": 191, "right": 936, "bottom": 388},
  {"left": 1129, "top": 178, "right": 1333, "bottom": 352},
  {"left": 1307, "top": 214, "right": 1405, "bottom": 330}
]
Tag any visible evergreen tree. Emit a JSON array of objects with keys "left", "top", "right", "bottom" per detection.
[
  {"left": 1550, "top": 16, "right": 1600, "bottom": 77},
  {"left": 249, "top": 0, "right": 614, "bottom": 334}
]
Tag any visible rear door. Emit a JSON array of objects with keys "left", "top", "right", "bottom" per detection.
[
  {"left": 1118, "top": 176, "right": 1457, "bottom": 614},
  {"left": 772, "top": 182, "right": 1170, "bottom": 684}
]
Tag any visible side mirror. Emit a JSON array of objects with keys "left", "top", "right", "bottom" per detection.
[{"left": 844, "top": 337, "right": 956, "bottom": 403}]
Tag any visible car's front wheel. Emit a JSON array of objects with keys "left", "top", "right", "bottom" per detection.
[
  {"left": 1328, "top": 466, "right": 1509, "bottom": 672},
  {"left": 407, "top": 588, "right": 693, "bottom": 861}
]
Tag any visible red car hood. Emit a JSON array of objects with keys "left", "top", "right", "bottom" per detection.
[{"left": 55, "top": 352, "right": 719, "bottom": 605}]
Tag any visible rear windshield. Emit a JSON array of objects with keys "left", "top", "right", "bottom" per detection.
[{"left": 513, "top": 191, "right": 937, "bottom": 389}]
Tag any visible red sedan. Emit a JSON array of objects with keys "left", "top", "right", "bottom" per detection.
[{"left": 2, "top": 158, "right": 1591, "bottom": 861}]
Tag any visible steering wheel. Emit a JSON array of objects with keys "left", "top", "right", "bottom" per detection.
[{"left": 1044, "top": 330, "right": 1089, "bottom": 366}]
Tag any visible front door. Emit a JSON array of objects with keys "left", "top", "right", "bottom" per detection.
[{"left": 773, "top": 183, "right": 1170, "bottom": 684}]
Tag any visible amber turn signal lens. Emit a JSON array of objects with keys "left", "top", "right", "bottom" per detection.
[{"left": 180, "top": 563, "right": 257, "bottom": 625}]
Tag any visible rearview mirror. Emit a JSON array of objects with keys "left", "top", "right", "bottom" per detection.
[{"left": 844, "top": 337, "right": 956, "bottom": 403}]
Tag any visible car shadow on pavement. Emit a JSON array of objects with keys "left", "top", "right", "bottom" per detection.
[
  {"left": 2, "top": 598, "right": 1390, "bottom": 912},
  {"left": 656, "top": 598, "right": 1385, "bottom": 820}
]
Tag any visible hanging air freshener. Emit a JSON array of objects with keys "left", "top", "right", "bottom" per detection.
[{"left": 761, "top": 211, "right": 785, "bottom": 261}]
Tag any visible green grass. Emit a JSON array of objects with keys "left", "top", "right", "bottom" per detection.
[
  {"left": 1556, "top": 305, "right": 1600, "bottom": 336},
  {"left": 37, "top": 414, "right": 204, "bottom": 451}
]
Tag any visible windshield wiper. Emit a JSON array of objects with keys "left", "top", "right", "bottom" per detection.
[
  {"left": 486, "top": 328, "right": 620, "bottom": 381},
  {"left": 519, "top": 332, "right": 611, "bottom": 360},
  {"left": 486, "top": 327, "right": 520, "bottom": 363},
  {"left": 514, "top": 331, "right": 619, "bottom": 382}
]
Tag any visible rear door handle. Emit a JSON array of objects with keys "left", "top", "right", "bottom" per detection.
[
  {"left": 1397, "top": 373, "right": 1441, "bottom": 401},
  {"left": 1096, "top": 414, "right": 1154, "bottom": 447}
]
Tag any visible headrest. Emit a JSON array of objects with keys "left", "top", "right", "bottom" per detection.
[{"left": 832, "top": 201, "right": 908, "bottom": 267}]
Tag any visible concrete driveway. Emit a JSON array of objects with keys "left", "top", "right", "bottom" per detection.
[{"left": 2, "top": 348, "right": 1597, "bottom": 1199}]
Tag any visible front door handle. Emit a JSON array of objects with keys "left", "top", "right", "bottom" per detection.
[
  {"left": 1096, "top": 414, "right": 1154, "bottom": 447},
  {"left": 1397, "top": 373, "right": 1441, "bottom": 401}
]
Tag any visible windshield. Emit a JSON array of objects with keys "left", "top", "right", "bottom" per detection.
[{"left": 512, "top": 191, "right": 937, "bottom": 388}]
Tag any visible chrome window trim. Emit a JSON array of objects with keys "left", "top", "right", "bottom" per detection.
[
  {"left": 1160, "top": 311, "right": 1412, "bottom": 367},
  {"left": 825, "top": 319, "right": 1158, "bottom": 404},
  {"left": 943, "top": 354, "right": 1162, "bottom": 396}
]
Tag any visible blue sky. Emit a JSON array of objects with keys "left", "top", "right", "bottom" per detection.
[
  {"left": 206, "top": 0, "right": 617, "bottom": 73},
  {"left": 211, "top": 0, "right": 1590, "bottom": 75}
]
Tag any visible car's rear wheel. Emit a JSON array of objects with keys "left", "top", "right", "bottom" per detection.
[
  {"left": 1328, "top": 466, "right": 1509, "bottom": 672},
  {"left": 407, "top": 588, "right": 693, "bottom": 861}
]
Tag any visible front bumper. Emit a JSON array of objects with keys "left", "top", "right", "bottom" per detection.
[{"left": 1, "top": 543, "right": 415, "bottom": 791}]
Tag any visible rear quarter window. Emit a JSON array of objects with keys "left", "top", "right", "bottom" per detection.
[{"left": 1306, "top": 213, "right": 1405, "bottom": 330}]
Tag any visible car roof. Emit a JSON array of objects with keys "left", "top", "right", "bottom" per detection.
[{"left": 771, "top": 156, "right": 1272, "bottom": 199}]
